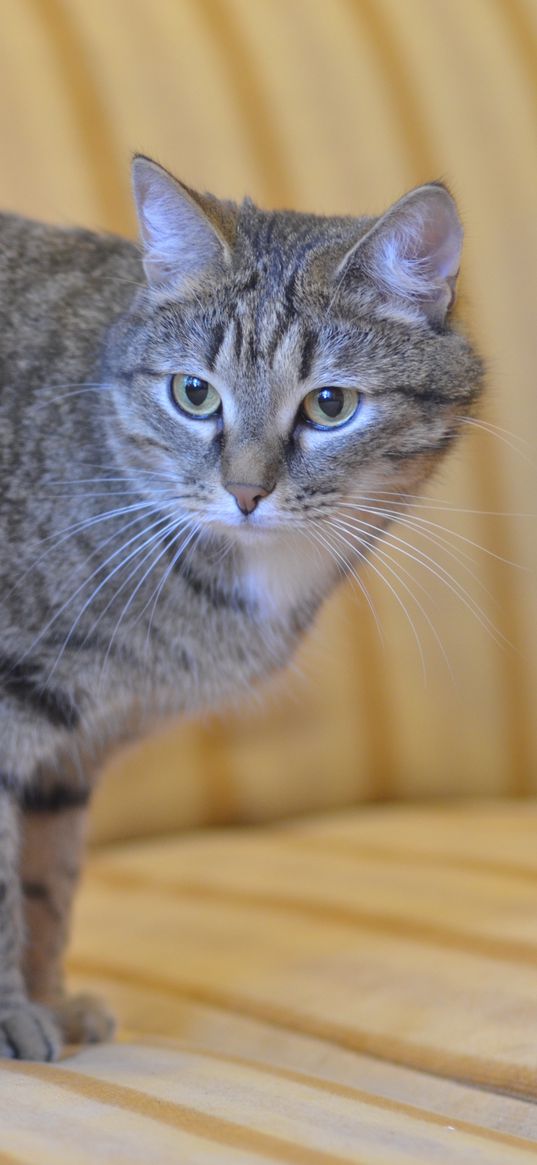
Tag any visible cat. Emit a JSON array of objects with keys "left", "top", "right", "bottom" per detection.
[{"left": 0, "top": 155, "right": 482, "bottom": 1060}]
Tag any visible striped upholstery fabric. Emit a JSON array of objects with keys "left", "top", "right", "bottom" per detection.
[
  {"left": 0, "top": 1, "right": 536, "bottom": 839},
  {"left": 3, "top": 801, "right": 537, "bottom": 1159},
  {"left": 3, "top": 7, "right": 537, "bottom": 1159}
]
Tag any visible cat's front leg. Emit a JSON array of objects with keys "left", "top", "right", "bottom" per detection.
[
  {"left": 0, "top": 778, "right": 61, "bottom": 1061},
  {"left": 20, "top": 779, "right": 115, "bottom": 1048}
]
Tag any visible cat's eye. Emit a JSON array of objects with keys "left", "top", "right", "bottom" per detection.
[
  {"left": 300, "top": 387, "right": 361, "bottom": 429},
  {"left": 170, "top": 373, "right": 222, "bottom": 419}
]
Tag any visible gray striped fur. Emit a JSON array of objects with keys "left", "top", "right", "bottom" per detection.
[{"left": 0, "top": 158, "right": 483, "bottom": 1058}]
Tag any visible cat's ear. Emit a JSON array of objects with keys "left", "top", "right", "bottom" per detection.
[
  {"left": 131, "top": 155, "right": 234, "bottom": 287},
  {"left": 338, "top": 183, "right": 463, "bottom": 326}
]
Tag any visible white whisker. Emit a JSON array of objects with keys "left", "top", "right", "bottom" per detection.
[
  {"left": 341, "top": 500, "right": 528, "bottom": 567},
  {"left": 307, "top": 522, "right": 384, "bottom": 644},
  {"left": 40, "top": 501, "right": 159, "bottom": 543},
  {"left": 458, "top": 415, "right": 536, "bottom": 466},
  {"left": 47, "top": 512, "right": 185, "bottom": 681},
  {"left": 96, "top": 517, "right": 196, "bottom": 682},
  {"left": 46, "top": 473, "right": 178, "bottom": 486},
  {"left": 332, "top": 513, "right": 511, "bottom": 651},
  {"left": 141, "top": 523, "right": 202, "bottom": 655},
  {"left": 33, "top": 383, "right": 115, "bottom": 410},
  {"left": 43, "top": 489, "right": 179, "bottom": 500},
  {"left": 28, "top": 511, "right": 175, "bottom": 674},
  {"left": 325, "top": 521, "right": 428, "bottom": 682},
  {"left": 339, "top": 504, "right": 499, "bottom": 598},
  {"left": 98, "top": 274, "right": 146, "bottom": 291},
  {"left": 345, "top": 490, "right": 536, "bottom": 518},
  {"left": 328, "top": 518, "right": 454, "bottom": 682},
  {"left": 6, "top": 500, "right": 162, "bottom": 602}
]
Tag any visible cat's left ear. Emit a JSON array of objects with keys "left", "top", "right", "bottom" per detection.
[
  {"left": 338, "top": 183, "right": 463, "bottom": 326},
  {"left": 132, "top": 155, "right": 234, "bottom": 287}
]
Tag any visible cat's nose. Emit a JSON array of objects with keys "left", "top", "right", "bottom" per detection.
[{"left": 225, "top": 482, "right": 271, "bottom": 515}]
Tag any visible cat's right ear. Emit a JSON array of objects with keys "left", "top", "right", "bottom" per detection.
[
  {"left": 336, "top": 183, "right": 463, "bottom": 327},
  {"left": 131, "top": 155, "right": 233, "bottom": 288}
]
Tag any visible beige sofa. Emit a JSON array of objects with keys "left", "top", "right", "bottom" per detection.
[
  {"left": 1, "top": 0, "right": 536, "bottom": 1158},
  {"left": 4, "top": 801, "right": 537, "bottom": 1161}
]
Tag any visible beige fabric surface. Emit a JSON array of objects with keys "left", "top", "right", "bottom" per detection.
[
  {"left": 2, "top": 801, "right": 537, "bottom": 1161},
  {"left": 0, "top": 1, "right": 536, "bottom": 839}
]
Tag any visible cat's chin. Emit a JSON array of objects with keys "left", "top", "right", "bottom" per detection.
[{"left": 206, "top": 518, "right": 281, "bottom": 543}]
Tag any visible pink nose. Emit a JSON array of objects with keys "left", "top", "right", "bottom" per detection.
[{"left": 225, "top": 482, "right": 271, "bottom": 515}]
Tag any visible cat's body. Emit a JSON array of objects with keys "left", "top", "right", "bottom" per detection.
[
  {"left": 0, "top": 159, "right": 482, "bottom": 1059},
  {"left": 0, "top": 213, "right": 330, "bottom": 774}
]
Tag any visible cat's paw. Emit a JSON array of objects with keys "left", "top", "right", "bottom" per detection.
[
  {"left": 0, "top": 1000, "right": 61, "bottom": 1061},
  {"left": 53, "top": 991, "right": 116, "bottom": 1046}
]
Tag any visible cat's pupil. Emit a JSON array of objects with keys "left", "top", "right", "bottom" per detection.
[
  {"left": 318, "top": 388, "right": 344, "bottom": 418},
  {"left": 185, "top": 377, "right": 209, "bottom": 407}
]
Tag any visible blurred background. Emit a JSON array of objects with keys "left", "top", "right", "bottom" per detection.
[{"left": 1, "top": 0, "right": 536, "bottom": 842}]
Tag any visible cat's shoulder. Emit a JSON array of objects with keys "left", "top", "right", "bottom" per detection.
[{"left": 0, "top": 212, "right": 141, "bottom": 283}]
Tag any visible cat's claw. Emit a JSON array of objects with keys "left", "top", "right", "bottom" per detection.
[
  {"left": 53, "top": 991, "right": 116, "bottom": 1046},
  {"left": 0, "top": 1000, "right": 61, "bottom": 1061}
]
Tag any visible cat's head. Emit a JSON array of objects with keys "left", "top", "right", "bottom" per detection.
[{"left": 104, "top": 156, "right": 482, "bottom": 562}]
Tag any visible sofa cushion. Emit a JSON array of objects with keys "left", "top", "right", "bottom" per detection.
[{"left": 1, "top": 800, "right": 536, "bottom": 1160}]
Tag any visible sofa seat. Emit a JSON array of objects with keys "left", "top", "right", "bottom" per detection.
[{"left": 2, "top": 801, "right": 537, "bottom": 1162}]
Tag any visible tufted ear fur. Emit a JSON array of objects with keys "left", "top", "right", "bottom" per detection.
[
  {"left": 337, "top": 183, "right": 463, "bottom": 326},
  {"left": 131, "top": 155, "right": 234, "bottom": 288}
]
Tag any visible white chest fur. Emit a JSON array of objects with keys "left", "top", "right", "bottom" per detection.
[{"left": 239, "top": 532, "right": 336, "bottom": 619}]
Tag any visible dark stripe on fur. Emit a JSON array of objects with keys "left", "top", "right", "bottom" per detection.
[
  {"left": 2, "top": 1031, "right": 19, "bottom": 1059},
  {"left": 19, "top": 782, "right": 90, "bottom": 814},
  {"left": 234, "top": 316, "right": 243, "bottom": 361},
  {"left": 299, "top": 329, "right": 317, "bottom": 381},
  {"left": 0, "top": 657, "right": 78, "bottom": 730},
  {"left": 263, "top": 217, "right": 277, "bottom": 252},
  {"left": 382, "top": 431, "right": 458, "bottom": 461},
  {"left": 393, "top": 386, "right": 453, "bottom": 406},
  {"left": 265, "top": 315, "right": 291, "bottom": 365},
  {"left": 0, "top": 773, "right": 18, "bottom": 798},
  {"left": 289, "top": 598, "right": 320, "bottom": 637},
  {"left": 282, "top": 238, "right": 322, "bottom": 315},
  {"left": 125, "top": 364, "right": 162, "bottom": 381},
  {"left": 22, "top": 881, "right": 50, "bottom": 900},
  {"left": 282, "top": 269, "right": 298, "bottom": 315},
  {"left": 389, "top": 383, "right": 481, "bottom": 408},
  {"left": 239, "top": 269, "right": 259, "bottom": 294},
  {"left": 247, "top": 331, "right": 258, "bottom": 366},
  {"left": 22, "top": 881, "right": 62, "bottom": 922},
  {"left": 205, "top": 320, "right": 226, "bottom": 371},
  {"left": 174, "top": 559, "right": 248, "bottom": 614},
  {"left": 47, "top": 631, "right": 115, "bottom": 656}
]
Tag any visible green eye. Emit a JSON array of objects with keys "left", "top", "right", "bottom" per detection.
[
  {"left": 170, "top": 373, "right": 221, "bottom": 419},
  {"left": 301, "top": 386, "right": 361, "bottom": 429}
]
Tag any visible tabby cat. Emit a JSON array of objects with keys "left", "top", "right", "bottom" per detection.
[{"left": 0, "top": 156, "right": 482, "bottom": 1060}]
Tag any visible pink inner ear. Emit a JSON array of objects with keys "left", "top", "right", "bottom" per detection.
[
  {"left": 352, "top": 185, "right": 464, "bottom": 324},
  {"left": 132, "top": 157, "right": 227, "bottom": 287},
  {"left": 400, "top": 191, "right": 463, "bottom": 282}
]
